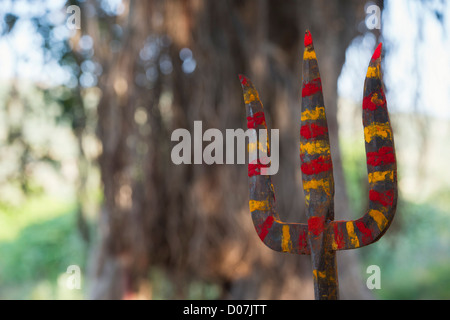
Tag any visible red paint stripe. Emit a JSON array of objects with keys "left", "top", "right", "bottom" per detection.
[
  {"left": 247, "top": 112, "right": 266, "bottom": 129},
  {"left": 239, "top": 74, "right": 248, "bottom": 86},
  {"left": 302, "top": 79, "right": 322, "bottom": 97},
  {"left": 367, "top": 147, "right": 395, "bottom": 166},
  {"left": 304, "top": 30, "right": 313, "bottom": 47},
  {"left": 355, "top": 221, "right": 373, "bottom": 245},
  {"left": 248, "top": 162, "right": 269, "bottom": 177},
  {"left": 258, "top": 216, "right": 274, "bottom": 241},
  {"left": 363, "top": 91, "right": 386, "bottom": 111},
  {"left": 301, "top": 156, "right": 332, "bottom": 175},
  {"left": 372, "top": 43, "right": 382, "bottom": 61},
  {"left": 298, "top": 229, "right": 308, "bottom": 250},
  {"left": 300, "top": 123, "right": 328, "bottom": 140},
  {"left": 369, "top": 189, "right": 394, "bottom": 206},
  {"left": 333, "top": 223, "right": 345, "bottom": 250},
  {"left": 308, "top": 216, "right": 325, "bottom": 236}
]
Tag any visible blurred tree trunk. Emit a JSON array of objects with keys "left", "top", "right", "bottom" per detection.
[{"left": 84, "top": 0, "right": 372, "bottom": 299}]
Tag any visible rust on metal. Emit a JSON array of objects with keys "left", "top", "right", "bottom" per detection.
[{"left": 239, "top": 30, "right": 397, "bottom": 300}]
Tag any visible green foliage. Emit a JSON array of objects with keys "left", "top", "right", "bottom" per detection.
[
  {"left": 340, "top": 135, "right": 367, "bottom": 218},
  {"left": 359, "top": 199, "right": 450, "bottom": 300}
]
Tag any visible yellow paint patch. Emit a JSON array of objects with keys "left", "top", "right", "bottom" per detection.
[
  {"left": 303, "top": 179, "right": 331, "bottom": 196},
  {"left": 303, "top": 49, "right": 317, "bottom": 60},
  {"left": 300, "top": 141, "right": 330, "bottom": 156},
  {"left": 301, "top": 106, "right": 326, "bottom": 121},
  {"left": 371, "top": 93, "right": 384, "bottom": 105},
  {"left": 331, "top": 239, "right": 339, "bottom": 251},
  {"left": 366, "top": 65, "right": 380, "bottom": 78},
  {"left": 313, "top": 270, "right": 326, "bottom": 279},
  {"left": 244, "top": 88, "right": 260, "bottom": 104},
  {"left": 282, "top": 225, "right": 292, "bottom": 252},
  {"left": 305, "top": 193, "right": 310, "bottom": 206},
  {"left": 369, "top": 209, "right": 388, "bottom": 231},
  {"left": 368, "top": 170, "right": 394, "bottom": 184},
  {"left": 364, "top": 122, "right": 392, "bottom": 143},
  {"left": 346, "top": 221, "right": 360, "bottom": 248},
  {"left": 248, "top": 141, "right": 268, "bottom": 154},
  {"left": 249, "top": 200, "right": 270, "bottom": 212}
]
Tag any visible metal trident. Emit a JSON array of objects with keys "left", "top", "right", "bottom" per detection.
[{"left": 239, "top": 30, "right": 397, "bottom": 300}]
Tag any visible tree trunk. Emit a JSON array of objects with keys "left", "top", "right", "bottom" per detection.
[{"left": 85, "top": 0, "right": 372, "bottom": 299}]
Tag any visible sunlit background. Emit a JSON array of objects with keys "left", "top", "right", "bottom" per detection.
[{"left": 0, "top": 0, "right": 449, "bottom": 299}]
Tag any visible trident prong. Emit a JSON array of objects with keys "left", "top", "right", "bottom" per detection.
[{"left": 239, "top": 30, "right": 397, "bottom": 300}]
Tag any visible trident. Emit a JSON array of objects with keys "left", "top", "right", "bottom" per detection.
[{"left": 239, "top": 30, "right": 397, "bottom": 300}]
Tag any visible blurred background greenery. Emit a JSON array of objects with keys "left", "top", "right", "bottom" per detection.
[{"left": 0, "top": 0, "right": 449, "bottom": 300}]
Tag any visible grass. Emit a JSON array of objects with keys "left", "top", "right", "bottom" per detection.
[
  {"left": 0, "top": 195, "right": 88, "bottom": 299},
  {"left": 0, "top": 196, "right": 76, "bottom": 242}
]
